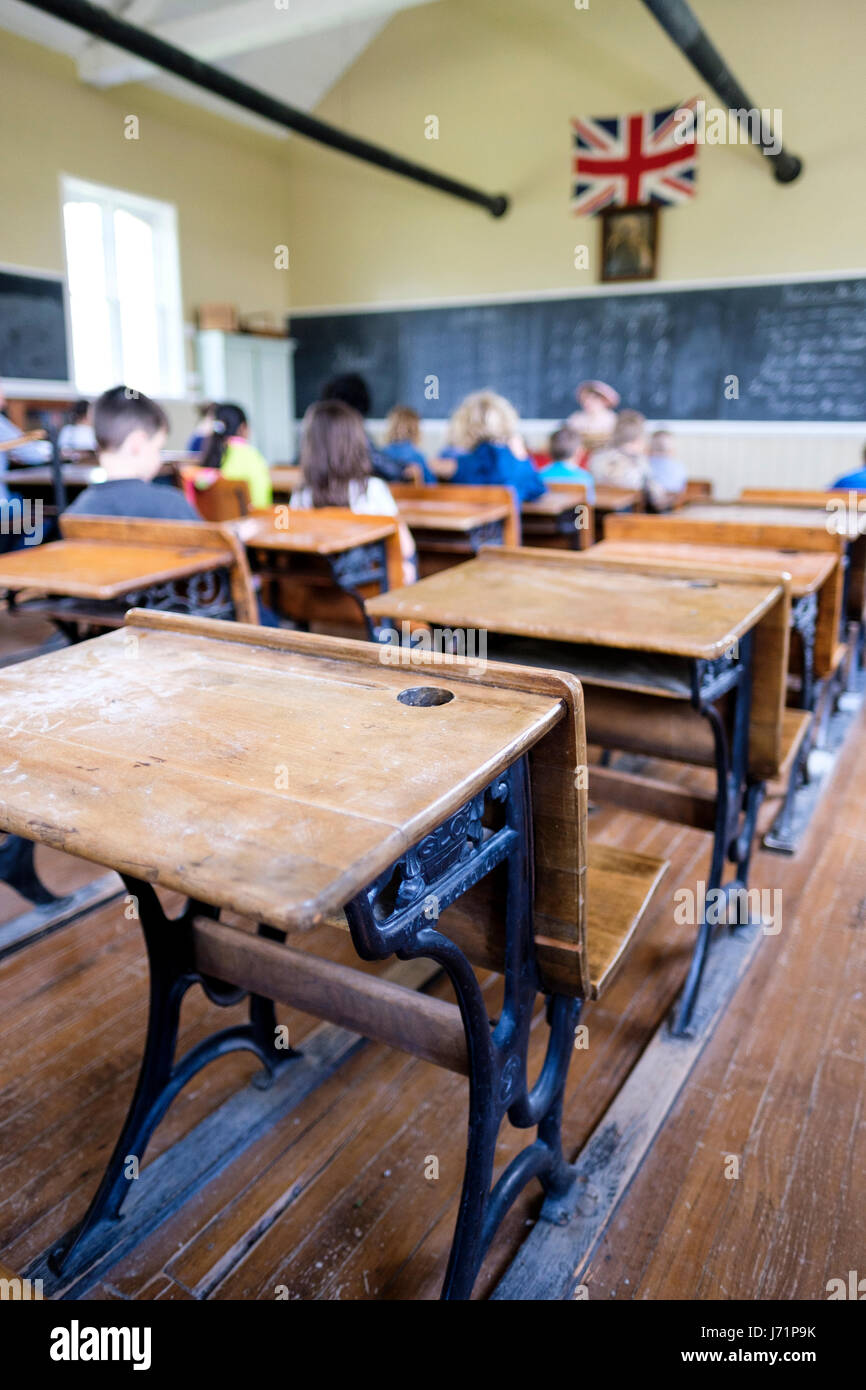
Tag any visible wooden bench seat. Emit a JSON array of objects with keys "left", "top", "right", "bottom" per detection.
[
  {"left": 488, "top": 632, "right": 697, "bottom": 699},
  {"left": 829, "top": 640, "right": 848, "bottom": 674},
  {"left": 584, "top": 844, "right": 668, "bottom": 998},
  {"left": 184, "top": 470, "right": 251, "bottom": 521},
  {"left": 775, "top": 709, "right": 813, "bottom": 784}
]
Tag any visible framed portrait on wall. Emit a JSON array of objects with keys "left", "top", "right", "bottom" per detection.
[{"left": 599, "top": 204, "right": 659, "bottom": 283}]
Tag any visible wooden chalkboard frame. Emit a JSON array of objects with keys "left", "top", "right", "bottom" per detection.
[{"left": 0, "top": 262, "right": 75, "bottom": 395}]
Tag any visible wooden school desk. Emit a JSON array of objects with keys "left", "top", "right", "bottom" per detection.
[
  {"left": 521, "top": 483, "right": 643, "bottom": 551},
  {"left": 738, "top": 488, "right": 866, "bottom": 664},
  {"left": 0, "top": 516, "right": 257, "bottom": 949},
  {"left": 593, "top": 483, "right": 644, "bottom": 537},
  {"left": 5, "top": 609, "right": 665, "bottom": 1300},
  {"left": 2, "top": 462, "right": 100, "bottom": 526},
  {"left": 593, "top": 535, "right": 840, "bottom": 714},
  {"left": 740, "top": 487, "right": 865, "bottom": 507},
  {"left": 241, "top": 506, "right": 402, "bottom": 637},
  {"left": 0, "top": 430, "right": 46, "bottom": 456},
  {"left": 0, "top": 514, "right": 256, "bottom": 634},
  {"left": 594, "top": 483, "right": 643, "bottom": 515},
  {"left": 604, "top": 508, "right": 850, "bottom": 693},
  {"left": 269, "top": 464, "right": 303, "bottom": 500},
  {"left": 389, "top": 482, "right": 517, "bottom": 575},
  {"left": 682, "top": 500, "right": 865, "bottom": 620},
  {"left": 3, "top": 462, "right": 100, "bottom": 494},
  {"left": 522, "top": 484, "right": 593, "bottom": 550},
  {"left": 4, "top": 454, "right": 190, "bottom": 515},
  {"left": 586, "top": 535, "right": 840, "bottom": 853},
  {"left": 367, "top": 546, "right": 797, "bottom": 1033}
]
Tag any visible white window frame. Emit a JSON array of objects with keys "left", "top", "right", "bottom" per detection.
[{"left": 59, "top": 173, "right": 186, "bottom": 399}]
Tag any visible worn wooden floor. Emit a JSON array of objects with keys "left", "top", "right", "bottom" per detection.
[{"left": 0, "top": 617, "right": 863, "bottom": 1299}]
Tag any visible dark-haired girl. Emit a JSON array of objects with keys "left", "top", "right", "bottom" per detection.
[
  {"left": 292, "top": 399, "right": 417, "bottom": 583},
  {"left": 198, "top": 402, "right": 272, "bottom": 508}
]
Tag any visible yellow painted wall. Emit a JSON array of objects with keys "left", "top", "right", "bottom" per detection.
[
  {"left": 286, "top": 0, "right": 865, "bottom": 309},
  {"left": 0, "top": 31, "right": 292, "bottom": 329}
]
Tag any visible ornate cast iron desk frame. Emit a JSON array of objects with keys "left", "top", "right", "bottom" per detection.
[{"left": 48, "top": 755, "right": 581, "bottom": 1301}]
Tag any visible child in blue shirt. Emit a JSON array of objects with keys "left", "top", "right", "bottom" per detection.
[
  {"left": 432, "top": 390, "right": 546, "bottom": 503},
  {"left": 830, "top": 445, "right": 866, "bottom": 490},
  {"left": 539, "top": 425, "right": 596, "bottom": 500},
  {"left": 382, "top": 405, "right": 435, "bottom": 482},
  {"left": 647, "top": 428, "right": 687, "bottom": 501}
]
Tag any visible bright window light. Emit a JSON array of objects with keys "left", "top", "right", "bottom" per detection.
[{"left": 61, "top": 175, "right": 185, "bottom": 398}]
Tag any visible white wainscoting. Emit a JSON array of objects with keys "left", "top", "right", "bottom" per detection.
[{"left": 367, "top": 420, "right": 865, "bottom": 500}]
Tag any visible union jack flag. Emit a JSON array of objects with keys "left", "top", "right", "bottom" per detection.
[{"left": 571, "top": 98, "right": 699, "bottom": 215}]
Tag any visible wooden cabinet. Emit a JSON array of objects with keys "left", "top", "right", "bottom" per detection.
[{"left": 196, "top": 330, "right": 295, "bottom": 463}]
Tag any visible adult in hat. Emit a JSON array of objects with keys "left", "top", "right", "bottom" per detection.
[{"left": 567, "top": 379, "right": 621, "bottom": 456}]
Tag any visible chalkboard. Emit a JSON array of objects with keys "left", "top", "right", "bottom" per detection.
[
  {"left": 290, "top": 276, "right": 866, "bottom": 424},
  {"left": 0, "top": 270, "right": 70, "bottom": 383}
]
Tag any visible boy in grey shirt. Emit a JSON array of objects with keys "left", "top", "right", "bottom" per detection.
[{"left": 64, "top": 385, "right": 199, "bottom": 522}]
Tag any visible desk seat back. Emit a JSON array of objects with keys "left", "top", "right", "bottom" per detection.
[
  {"left": 740, "top": 487, "right": 865, "bottom": 506},
  {"left": 389, "top": 481, "right": 521, "bottom": 546},
  {"left": 190, "top": 475, "right": 251, "bottom": 522},
  {"left": 566, "top": 546, "right": 792, "bottom": 781},
  {"left": 603, "top": 511, "right": 845, "bottom": 684}
]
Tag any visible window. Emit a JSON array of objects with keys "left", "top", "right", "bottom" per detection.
[{"left": 60, "top": 175, "right": 185, "bottom": 398}]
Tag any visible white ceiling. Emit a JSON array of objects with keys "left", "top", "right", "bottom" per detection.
[{"left": 0, "top": 0, "right": 440, "bottom": 135}]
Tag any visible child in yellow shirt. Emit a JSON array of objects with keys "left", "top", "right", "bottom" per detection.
[{"left": 196, "top": 402, "right": 272, "bottom": 509}]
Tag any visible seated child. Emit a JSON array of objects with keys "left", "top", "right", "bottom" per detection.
[
  {"left": 591, "top": 411, "right": 676, "bottom": 512},
  {"left": 539, "top": 425, "right": 596, "bottom": 501},
  {"left": 186, "top": 402, "right": 214, "bottom": 453},
  {"left": 321, "top": 373, "right": 409, "bottom": 484},
  {"left": 830, "top": 445, "right": 866, "bottom": 490},
  {"left": 383, "top": 405, "right": 434, "bottom": 482},
  {"left": 292, "top": 399, "right": 417, "bottom": 584},
  {"left": 567, "top": 380, "right": 620, "bottom": 458},
  {"left": 0, "top": 381, "right": 49, "bottom": 463},
  {"left": 64, "top": 386, "right": 200, "bottom": 521},
  {"left": 432, "top": 390, "right": 546, "bottom": 502},
  {"left": 196, "top": 403, "right": 272, "bottom": 509},
  {"left": 58, "top": 399, "right": 96, "bottom": 453},
  {"left": 647, "top": 428, "right": 687, "bottom": 505},
  {"left": 65, "top": 386, "right": 279, "bottom": 626}
]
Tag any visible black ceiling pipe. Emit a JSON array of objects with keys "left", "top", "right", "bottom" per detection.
[
  {"left": 19, "top": 0, "right": 510, "bottom": 216},
  {"left": 642, "top": 0, "right": 803, "bottom": 183}
]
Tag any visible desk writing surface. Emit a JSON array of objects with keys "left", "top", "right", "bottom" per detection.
[
  {"left": 270, "top": 466, "right": 303, "bottom": 493},
  {"left": 0, "top": 539, "right": 235, "bottom": 600},
  {"left": 2, "top": 464, "right": 102, "bottom": 488},
  {"left": 590, "top": 538, "right": 836, "bottom": 597},
  {"left": 0, "top": 617, "right": 564, "bottom": 930},
  {"left": 395, "top": 498, "right": 509, "bottom": 532},
  {"left": 682, "top": 502, "right": 862, "bottom": 540},
  {"left": 365, "top": 549, "right": 780, "bottom": 660},
  {"left": 522, "top": 487, "right": 587, "bottom": 518},
  {"left": 243, "top": 508, "right": 396, "bottom": 554},
  {"left": 593, "top": 486, "right": 641, "bottom": 512}
]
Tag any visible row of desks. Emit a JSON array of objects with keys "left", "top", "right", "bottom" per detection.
[
  {"left": 0, "top": 510, "right": 805, "bottom": 1155},
  {"left": 1, "top": 493, "right": 861, "bottom": 681},
  {"left": 0, "top": 487, "right": 862, "bottom": 1298},
  {"left": 2, "top": 461, "right": 639, "bottom": 557}
]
